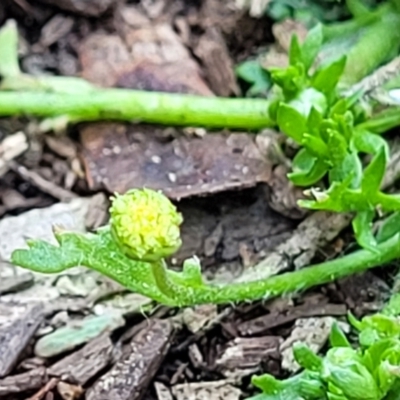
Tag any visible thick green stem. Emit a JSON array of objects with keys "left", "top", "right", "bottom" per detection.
[
  {"left": 341, "top": 11, "right": 400, "bottom": 85},
  {"left": 0, "top": 90, "right": 273, "bottom": 130},
  {"left": 172, "top": 233, "right": 400, "bottom": 306}
]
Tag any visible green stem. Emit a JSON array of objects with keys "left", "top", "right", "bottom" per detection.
[
  {"left": 322, "top": 3, "right": 388, "bottom": 41},
  {"left": 357, "top": 107, "right": 400, "bottom": 133},
  {"left": 12, "top": 229, "right": 400, "bottom": 307},
  {"left": 173, "top": 233, "right": 400, "bottom": 306},
  {"left": 151, "top": 259, "right": 180, "bottom": 301},
  {"left": 0, "top": 90, "right": 273, "bottom": 130},
  {"left": 341, "top": 10, "right": 400, "bottom": 85}
]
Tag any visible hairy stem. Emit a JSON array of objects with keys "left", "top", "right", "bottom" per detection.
[
  {"left": 0, "top": 90, "right": 273, "bottom": 130},
  {"left": 151, "top": 259, "right": 180, "bottom": 300},
  {"left": 172, "top": 233, "right": 400, "bottom": 305}
]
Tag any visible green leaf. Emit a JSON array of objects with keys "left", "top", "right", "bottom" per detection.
[
  {"left": 11, "top": 229, "right": 172, "bottom": 304},
  {"left": 329, "top": 149, "right": 362, "bottom": 189},
  {"left": 293, "top": 343, "right": 323, "bottom": 372},
  {"left": 289, "top": 34, "right": 303, "bottom": 67},
  {"left": 348, "top": 312, "right": 363, "bottom": 331},
  {"left": 352, "top": 211, "right": 378, "bottom": 253},
  {"left": 302, "top": 133, "right": 329, "bottom": 158},
  {"left": 235, "top": 60, "right": 271, "bottom": 96},
  {"left": 249, "top": 372, "right": 323, "bottom": 400},
  {"left": 270, "top": 65, "right": 304, "bottom": 97},
  {"left": 327, "top": 129, "right": 348, "bottom": 169},
  {"left": 361, "top": 146, "right": 387, "bottom": 195},
  {"left": 330, "top": 98, "right": 348, "bottom": 117},
  {"left": 301, "top": 24, "right": 323, "bottom": 71},
  {"left": 289, "top": 87, "right": 328, "bottom": 118},
  {"left": 353, "top": 130, "right": 389, "bottom": 159},
  {"left": 0, "top": 20, "right": 21, "bottom": 78},
  {"left": 376, "top": 211, "right": 400, "bottom": 243},
  {"left": 311, "top": 56, "right": 347, "bottom": 96},
  {"left": 289, "top": 148, "right": 328, "bottom": 187},
  {"left": 329, "top": 322, "right": 351, "bottom": 348},
  {"left": 277, "top": 103, "right": 307, "bottom": 142},
  {"left": 307, "top": 106, "right": 323, "bottom": 136}
]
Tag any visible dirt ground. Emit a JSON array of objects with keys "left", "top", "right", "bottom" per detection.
[{"left": 0, "top": 1, "right": 394, "bottom": 399}]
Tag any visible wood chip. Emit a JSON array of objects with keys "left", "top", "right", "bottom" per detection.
[
  {"left": 0, "top": 131, "right": 28, "bottom": 177},
  {"left": 48, "top": 334, "right": 114, "bottom": 385},
  {"left": 0, "top": 302, "right": 45, "bottom": 377},
  {"left": 0, "top": 273, "right": 34, "bottom": 295},
  {"left": 155, "top": 382, "right": 174, "bottom": 400},
  {"left": 0, "top": 367, "right": 47, "bottom": 397},
  {"left": 280, "top": 317, "right": 349, "bottom": 373},
  {"left": 216, "top": 336, "right": 281, "bottom": 380},
  {"left": 9, "top": 161, "right": 77, "bottom": 202},
  {"left": 194, "top": 27, "right": 239, "bottom": 96},
  {"left": 86, "top": 319, "right": 173, "bottom": 400},
  {"left": 57, "top": 381, "right": 84, "bottom": 400},
  {"left": 80, "top": 124, "right": 271, "bottom": 199},
  {"left": 36, "top": 0, "right": 114, "bottom": 16},
  {"left": 26, "top": 377, "right": 59, "bottom": 400},
  {"left": 172, "top": 380, "right": 241, "bottom": 400},
  {"left": 237, "top": 299, "right": 347, "bottom": 336}
]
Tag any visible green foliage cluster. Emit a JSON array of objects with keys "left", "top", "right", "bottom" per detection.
[
  {"left": 250, "top": 296, "right": 400, "bottom": 400},
  {"left": 264, "top": 23, "right": 400, "bottom": 252}
]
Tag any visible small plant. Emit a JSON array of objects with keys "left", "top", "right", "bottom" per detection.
[
  {"left": 9, "top": 2, "right": 400, "bottom": 307},
  {"left": 249, "top": 294, "right": 400, "bottom": 400},
  {"left": 10, "top": 187, "right": 400, "bottom": 307}
]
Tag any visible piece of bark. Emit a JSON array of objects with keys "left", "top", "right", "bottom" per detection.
[
  {"left": 0, "top": 367, "right": 47, "bottom": 396},
  {"left": 80, "top": 124, "right": 271, "bottom": 200},
  {"left": 57, "top": 381, "right": 84, "bottom": 400},
  {"left": 237, "top": 300, "right": 347, "bottom": 336},
  {"left": 215, "top": 336, "right": 281, "bottom": 379},
  {"left": 86, "top": 319, "right": 173, "bottom": 400},
  {"left": 238, "top": 211, "right": 353, "bottom": 283},
  {"left": 171, "top": 380, "right": 242, "bottom": 400},
  {"left": 0, "top": 302, "right": 45, "bottom": 377},
  {"left": 0, "top": 273, "right": 34, "bottom": 295},
  {"left": 79, "top": 24, "right": 212, "bottom": 95},
  {"left": 26, "top": 377, "right": 59, "bottom": 400},
  {"left": 36, "top": 0, "right": 114, "bottom": 16},
  {"left": 48, "top": 334, "right": 114, "bottom": 386},
  {"left": 194, "top": 27, "right": 239, "bottom": 96}
]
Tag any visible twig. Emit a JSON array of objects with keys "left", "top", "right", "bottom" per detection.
[
  {"left": 26, "top": 377, "right": 59, "bottom": 400},
  {"left": 9, "top": 161, "right": 77, "bottom": 202}
]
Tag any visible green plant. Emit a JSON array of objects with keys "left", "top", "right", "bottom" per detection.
[
  {"left": 249, "top": 294, "right": 400, "bottom": 400},
  {"left": 9, "top": 1, "right": 400, "bottom": 307},
  {"left": 10, "top": 188, "right": 400, "bottom": 307}
]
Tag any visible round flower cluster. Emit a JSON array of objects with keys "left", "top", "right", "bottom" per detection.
[{"left": 110, "top": 188, "right": 183, "bottom": 261}]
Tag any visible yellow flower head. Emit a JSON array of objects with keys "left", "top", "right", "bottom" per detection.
[{"left": 109, "top": 188, "right": 183, "bottom": 262}]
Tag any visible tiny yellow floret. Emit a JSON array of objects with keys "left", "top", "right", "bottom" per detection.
[{"left": 109, "top": 188, "right": 183, "bottom": 261}]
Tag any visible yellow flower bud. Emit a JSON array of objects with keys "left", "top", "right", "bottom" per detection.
[{"left": 109, "top": 188, "right": 183, "bottom": 262}]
